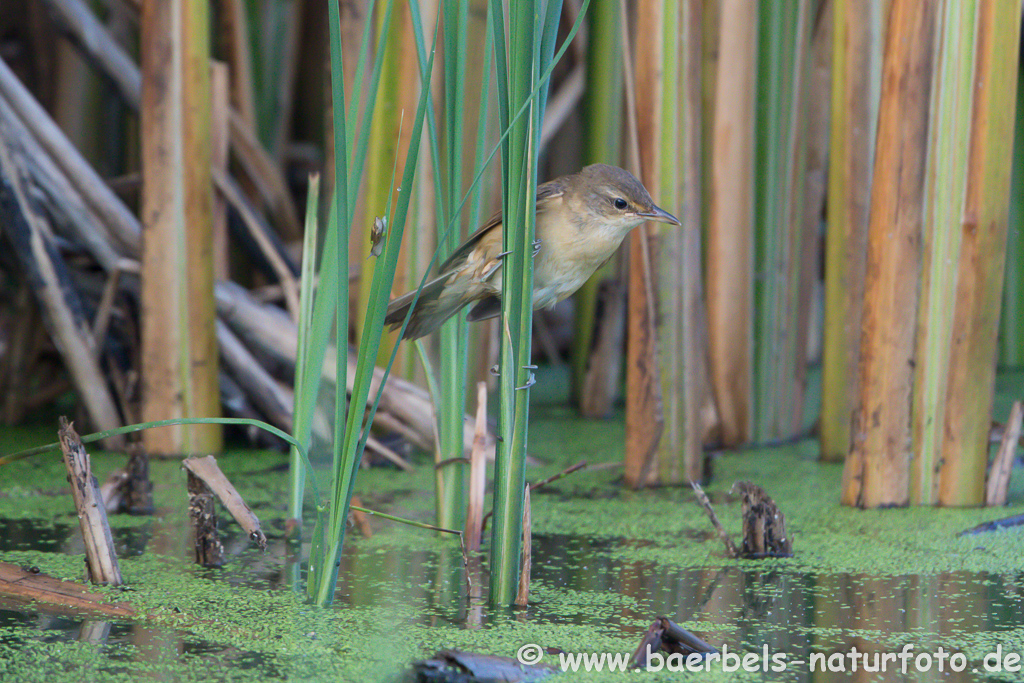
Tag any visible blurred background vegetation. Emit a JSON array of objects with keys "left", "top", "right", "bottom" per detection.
[{"left": 0, "top": 0, "right": 1021, "bottom": 529}]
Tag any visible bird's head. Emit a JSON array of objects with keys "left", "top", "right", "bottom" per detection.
[{"left": 568, "top": 164, "right": 681, "bottom": 237}]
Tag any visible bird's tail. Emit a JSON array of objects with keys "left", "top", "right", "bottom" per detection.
[{"left": 384, "top": 274, "right": 471, "bottom": 340}]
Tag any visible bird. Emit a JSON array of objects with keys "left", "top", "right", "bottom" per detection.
[{"left": 384, "top": 163, "right": 680, "bottom": 340}]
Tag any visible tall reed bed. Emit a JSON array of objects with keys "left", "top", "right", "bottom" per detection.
[
  {"left": 294, "top": 0, "right": 436, "bottom": 607},
  {"left": 841, "top": 0, "right": 1022, "bottom": 507}
]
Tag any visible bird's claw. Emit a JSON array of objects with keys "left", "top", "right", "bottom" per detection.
[{"left": 515, "top": 372, "right": 536, "bottom": 391}]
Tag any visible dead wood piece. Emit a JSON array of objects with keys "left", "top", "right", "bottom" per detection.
[
  {"left": 35, "top": 0, "right": 302, "bottom": 243},
  {"left": 986, "top": 401, "right": 1023, "bottom": 506},
  {"left": 0, "top": 58, "right": 141, "bottom": 254},
  {"left": 630, "top": 616, "right": 717, "bottom": 669},
  {"left": 212, "top": 169, "right": 300, "bottom": 319},
  {"left": 958, "top": 514, "right": 1024, "bottom": 537},
  {"left": 731, "top": 481, "right": 793, "bottom": 558},
  {"left": 0, "top": 96, "right": 124, "bottom": 271},
  {"left": 691, "top": 481, "right": 738, "bottom": 558},
  {"left": 186, "top": 470, "right": 225, "bottom": 567},
  {"left": 182, "top": 455, "right": 267, "bottom": 551},
  {"left": 216, "top": 318, "right": 294, "bottom": 430},
  {"left": 413, "top": 650, "right": 557, "bottom": 683},
  {"left": 214, "top": 280, "right": 496, "bottom": 459},
  {"left": 530, "top": 461, "right": 587, "bottom": 492},
  {"left": 57, "top": 418, "right": 123, "bottom": 585},
  {"left": 0, "top": 119, "right": 125, "bottom": 446},
  {"left": 0, "top": 562, "right": 136, "bottom": 619}
]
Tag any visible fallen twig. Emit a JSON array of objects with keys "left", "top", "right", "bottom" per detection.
[{"left": 690, "top": 481, "right": 738, "bottom": 558}]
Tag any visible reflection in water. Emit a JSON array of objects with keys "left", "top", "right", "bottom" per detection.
[{"left": 2, "top": 521, "right": 1023, "bottom": 681}]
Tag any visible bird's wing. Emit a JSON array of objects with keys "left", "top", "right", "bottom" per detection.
[{"left": 437, "top": 179, "right": 566, "bottom": 274}]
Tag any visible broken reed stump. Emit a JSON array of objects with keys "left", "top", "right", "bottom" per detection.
[
  {"left": 100, "top": 443, "right": 156, "bottom": 515},
  {"left": 186, "top": 469, "right": 225, "bottom": 567},
  {"left": 57, "top": 417, "right": 123, "bottom": 585},
  {"left": 182, "top": 455, "right": 268, "bottom": 567},
  {"left": 692, "top": 481, "right": 792, "bottom": 559},
  {"left": 731, "top": 481, "right": 793, "bottom": 558},
  {"left": 125, "top": 443, "right": 155, "bottom": 515}
]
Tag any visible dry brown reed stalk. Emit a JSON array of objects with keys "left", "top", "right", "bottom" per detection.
[
  {"left": 843, "top": 0, "right": 937, "bottom": 508},
  {"left": 706, "top": 0, "right": 756, "bottom": 447}
]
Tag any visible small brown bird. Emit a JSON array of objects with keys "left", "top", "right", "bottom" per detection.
[{"left": 385, "top": 163, "right": 680, "bottom": 340}]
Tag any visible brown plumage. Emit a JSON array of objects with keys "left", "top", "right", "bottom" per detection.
[{"left": 384, "top": 164, "right": 680, "bottom": 340}]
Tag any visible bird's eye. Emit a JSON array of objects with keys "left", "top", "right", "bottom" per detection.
[{"left": 613, "top": 198, "right": 628, "bottom": 210}]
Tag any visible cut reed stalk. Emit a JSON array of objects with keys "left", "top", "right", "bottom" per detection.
[
  {"left": 912, "top": 0, "right": 977, "bottom": 505},
  {"left": 843, "top": 0, "right": 937, "bottom": 508},
  {"left": 707, "top": 0, "right": 757, "bottom": 446},
  {"left": 139, "top": 0, "right": 221, "bottom": 456},
  {"left": 678, "top": 0, "right": 708, "bottom": 481},
  {"left": 626, "top": 0, "right": 666, "bottom": 489},
  {"left": 936, "top": 0, "right": 1022, "bottom": 506},
  {"left": 819, "top": 0, "right": 884, "bottom": 461}
]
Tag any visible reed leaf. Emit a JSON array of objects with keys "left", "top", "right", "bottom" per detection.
[
  {"left": 305, "top": 0, "right": 436, "bottom": 607},
  {"left": 289, "top": 173, "right": 322, "bottom": 524}
]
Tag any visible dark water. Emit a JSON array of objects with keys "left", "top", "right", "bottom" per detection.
[{"left": 2, "top": 515, "right": 1023, "bottom": 682}]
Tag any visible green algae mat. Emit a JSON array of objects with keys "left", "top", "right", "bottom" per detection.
[{"left": 1, "top": 373, "right": 1023, "bottom": 681}]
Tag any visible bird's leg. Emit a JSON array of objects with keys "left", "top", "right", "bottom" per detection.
[{"left": 532, "top": 239, "right": 541, "bottom": 256}]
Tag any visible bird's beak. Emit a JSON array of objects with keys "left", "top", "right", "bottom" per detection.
[{"left": 638, "top": 205, "right": 681, "bottom": 226}]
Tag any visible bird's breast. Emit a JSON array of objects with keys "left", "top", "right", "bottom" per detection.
[{"left": 532, "top": 222, "right": 624, "bottom": 308}]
